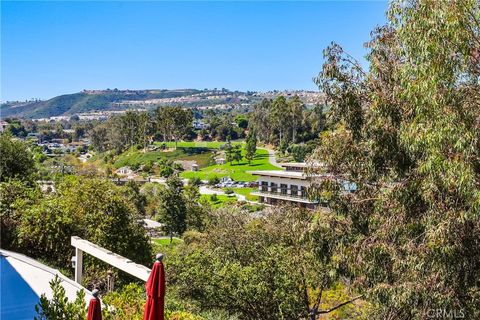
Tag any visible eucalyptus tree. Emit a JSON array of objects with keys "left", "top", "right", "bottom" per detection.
[
  {"left": 155, "top": 106, "right": 193, "bottom": 148},
  {"left": 245, "top": 129, "right": 257, "bottom": 164},
  {"left": 288, "top": 95, "right": 305, "bottom": 143},
  {"left": 310, "top": 0, "right": 480, "bottom": 318},
  {"left": 171, "top": 107, "right": 194, "bottom": 148},
  {"left": 249, "top": 98, "right": 272, "bottom": 143},
  {"left": 270, "top": 95, "right": 289, "bottom": 144}
]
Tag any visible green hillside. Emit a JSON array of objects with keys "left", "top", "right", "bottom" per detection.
[{"left": 0, "top": 89, "right": 201, "bottom": 119}]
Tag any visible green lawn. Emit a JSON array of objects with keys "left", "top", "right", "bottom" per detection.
[
  {"left": 151, "top": 237, "right": 183, "bottom": 257},
  {"left": 157, "top": 140, "right": 243, "bottom": 149},
  {"left": 176, "top": 152, "right": 213, "bottom": 168},
  {"left": 200, "top": 194, "right": 238, "bottom": 208},
  {"left": 181, "top": 148, "right": 282, "bottom": 182},
  {"left": 152, "top": 237, "right": 183, "bottom": 246},
  {"left": 112, "top": 140, "right": 246, "bottom": 169},
  {"left": 231, "top": 187, "right": 259, "bottom": 202},
  {"left": 113, "top": 146, "right": 213, "bottom": 169}
]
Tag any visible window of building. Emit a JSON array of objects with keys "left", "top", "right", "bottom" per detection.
[
  {"left": 261, "top": 181, "right": 268, "bottom": 192},
  {"left": 271, "top": 182, "right": 277, "bottom": 193},
  {"left": 291, "top": 185, "right": 298, "bottom": 197},
  {"left": 280, "top": 184, "right": 288, "bottom": 195}
]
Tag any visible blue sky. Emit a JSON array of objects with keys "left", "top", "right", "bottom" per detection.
[{"left": 1, "top": 1, "right": 388, "bottom": 101}]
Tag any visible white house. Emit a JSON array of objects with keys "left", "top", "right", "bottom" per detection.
[
  {"left": 193, "top": 120, "right": 210, "bottom": 130},
  {"left": 0, "top": 121, "right": 9, "bottom": 132},
  {"left": 250, "top": 162, "right": 355, "bottom": 209},
  {"left": 215, "top": 157, "right": 226, "bottom": 165},
  {"left": 115, "top": 166, "right": 133, "bottom": 176},
  {"left": 250, "top": 163, "right": 319, "bottom": 209}
]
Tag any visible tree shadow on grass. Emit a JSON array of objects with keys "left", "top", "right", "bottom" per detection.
[{"left": 180, "top": 147, "right": 210, "bottom": 155}]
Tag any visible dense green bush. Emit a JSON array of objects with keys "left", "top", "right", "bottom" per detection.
[
  {"left": 1, "top": 176, "right": 152, "bottom": 272},
  {"left": 35, "top": 276, "right": 86, "bottom": 320},
  {"left": 0, "top": 134, "right": 35, "bottom": 182},
  {"left": 207, "top": 176, "right": 219, "bottom": 186}
]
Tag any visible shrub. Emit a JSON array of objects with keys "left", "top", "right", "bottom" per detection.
[
  {"left": 35, "top": 275, "right": 86, "bottom": 320},
  {"left": 188, "top": 177, "right": 202, "bottom": 186},
  {"left": 207, "top": 176, "right": 220, "bottom": 186}
]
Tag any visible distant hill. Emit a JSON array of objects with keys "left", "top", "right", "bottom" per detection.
[
  {"left": 0, "top": 89, "right": 204, "bottom": 119},
  {"left": 0, "top": 89, "right": 322, "bottom": 119}
]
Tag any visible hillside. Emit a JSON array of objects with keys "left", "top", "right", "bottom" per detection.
[
  {"left": 0, "top": 89, "right": 202, "bottom": 119},
  {"left": 0, "top": 89, "right": 322, "bottom": 119}
]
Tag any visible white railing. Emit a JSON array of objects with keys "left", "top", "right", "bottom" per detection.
[{"left": 71, "top": 236, "right": 151, "bottom": 284}]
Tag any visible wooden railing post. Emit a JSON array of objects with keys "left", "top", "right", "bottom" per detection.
[{"left": 74, "top": 247, "right": 83, "bottom": 284}]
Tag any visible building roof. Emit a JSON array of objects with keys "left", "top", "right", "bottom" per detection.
[
  {"left": 279, "top": 162, "right": 308, "bottom": 168},
  {"left": 142, "top": 218, "right": 164, "bottom": 229},
  {"left": 280, "top": 162, "right": 326, "bottom": 169},
  {"left": 248, "top": 170, "right": 308, "bottom": 180},
  {"left": 0, "top": 249, "right": 94, "bottom": 319}
]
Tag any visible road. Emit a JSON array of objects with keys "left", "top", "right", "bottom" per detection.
[
  {"left": 198, "top": 185, "right": 249, "bottom": 202},
  {"left": 259, "top": 147, "right": 279, "bottom": 167}
]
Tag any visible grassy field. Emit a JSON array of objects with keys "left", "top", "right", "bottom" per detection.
[
  {"left": 152, "top": 237, "right": 183, "bottom": 246},
  {"left": 231, "top": 187, "right": 259, "bottom": 202},
  {"left": 200, "top": 194, "right": 238, "bottom": 208},
  {"left": 181, "top": 148, "right": 281, "bottom": 182},
  {"left": 176, "top": 152, "right": 213, "bottom": 168},
  {"left": 112, "top": 140, "right": 246, "bottom": 169},
  {"left": 113, "top": 146, "right": 213, "bottom": 169},
  {"left": 151, "top": 237, "right": 183, "bottom": 258},
  {"left": 158, "top": 140, "right": 243, "bottom": 149}
]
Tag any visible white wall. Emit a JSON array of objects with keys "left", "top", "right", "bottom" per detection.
[{"left": 257, "top": 176, "right": 310, "bottom": 196}]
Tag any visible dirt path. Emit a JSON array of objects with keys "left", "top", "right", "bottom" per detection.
[{"left": 259, "top": 147, "right": 279, "bottom": 167}]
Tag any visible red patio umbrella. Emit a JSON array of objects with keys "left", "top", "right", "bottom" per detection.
[
  {"left": 143, "top": 253, "right": 166, "bottom": 320},
  {"left": 87, "top": 289, "right": 102, "bottom": 320}
]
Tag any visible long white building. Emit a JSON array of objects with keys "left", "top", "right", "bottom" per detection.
[{"left": 250, "top": 163, "right": 319, "bottom": 209}]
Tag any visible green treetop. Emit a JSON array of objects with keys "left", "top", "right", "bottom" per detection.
[{"left": 310, "top": 0, "right": 480, "bottom": 318}]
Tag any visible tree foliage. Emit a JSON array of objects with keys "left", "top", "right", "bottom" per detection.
[
  {"left": 155, "top": 106, "right": 194, "bottom": 148},
  {"left": 310, "top": 0, "right": 480, "bottom": 318},
  {"left": 245, "top": 130, "right": 257, "bottom": 164},
  {"left": 0, "top": 133, "right": 35, "bottom": 182},
  {"left": 157, "top": 175, "right": 188, "bottom": 239},
  {"left": 169, "top": 206, "right": 365, "bottom": 320},
  {"left": 35, "top": 275, "right": 86, "bottom": 320},
  {"left": 249, "top": 96, "right": 323, "bottom": 147},
  {"left": 90, "top": 111, "right": 154, "bottom": 153},
  {"left": 1, "top": 176, "right": 151, "bottom": 270}
]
